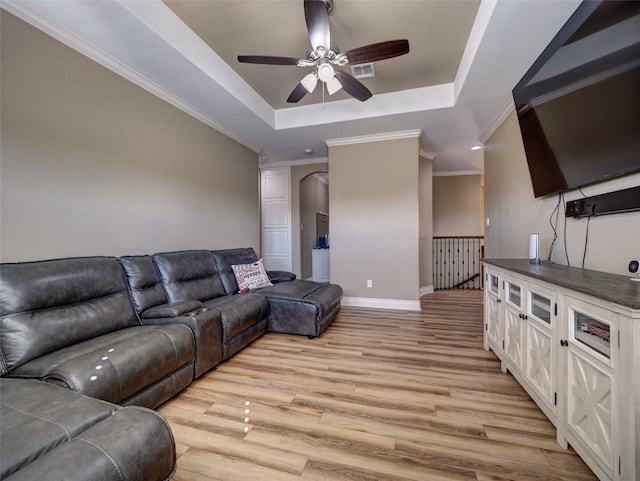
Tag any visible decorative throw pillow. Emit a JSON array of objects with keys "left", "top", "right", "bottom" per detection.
[{"left": 231, "top": 259, "right": 273, "bottom": 292}]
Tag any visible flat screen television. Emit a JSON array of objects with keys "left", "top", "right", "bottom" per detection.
[{"left": 512, "top": 0, "right": 640, "bottom": 198}]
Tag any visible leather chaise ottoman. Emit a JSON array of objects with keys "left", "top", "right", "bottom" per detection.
[
  {"left": 258, "top": 279, "right": 343, "bottom": 338},
  {"left": 213, "top": 248, "right": 343, "bottom": 338}
]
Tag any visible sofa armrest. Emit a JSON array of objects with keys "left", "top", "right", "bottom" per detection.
[
  {"left": 267, "top": 270, "right": 297, "bottom": 283},
  {"left": 140, "top": 309, "right": 223, "bottom": 378},
  {"left": 141, "top": 301, "right": 203, "bottom": 319}
]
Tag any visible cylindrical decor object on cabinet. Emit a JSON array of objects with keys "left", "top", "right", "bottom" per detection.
[{"left": 529, "top": 233, "right": 541, "bottom": 264}]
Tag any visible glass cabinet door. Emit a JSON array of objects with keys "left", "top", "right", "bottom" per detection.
[
  {"left": 527, "top": 284, "right": 554, "bottom": 326},
  {"left": 505, "top": 281, "right": 522, "bottom": 309},
  {"left": 568, "top": 296, "right": 613, "bottom": 363},
  {"left": 488, "top": 273, "right": 499, "bottom": 295},
  {"left": 574, "top": 312, "right": 611, "bottom": 359}
]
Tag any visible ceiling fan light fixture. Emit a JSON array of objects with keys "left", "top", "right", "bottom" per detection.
[
  {"left": 326, "top": 76, "right": 342, "bottom": 95},
  {"left": 301, "top": 73, "right": 318, "bottom": 93},
  {"left": 317, "top": 63, "right": 335, "bottom": 83}
]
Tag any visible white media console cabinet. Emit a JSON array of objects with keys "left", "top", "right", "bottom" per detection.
[{"left": 482, "top": 259, "right": 639, "bottom": 481}]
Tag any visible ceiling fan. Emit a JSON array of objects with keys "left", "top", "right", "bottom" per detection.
[{"left": 238, "top": 0, "right": 409, "bottom": 103}]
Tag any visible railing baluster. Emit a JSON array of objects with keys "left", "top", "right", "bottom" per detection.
[{"left": 432, "top": 236, "right": 484, "bottom": 291}]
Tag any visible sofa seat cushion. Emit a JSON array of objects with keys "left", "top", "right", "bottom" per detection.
[
  {"left": 0, "top": 378, "right": 118, "bottom": 479},
  {"left": 203, "top": 293, "right": 268, "bottom": 341},
  {"left": 10, "top": 324, "right": 195, "bottom": 405},
  {"left": 255, "top": 279, "right": 325, "bottom": 299},
  {"left": 1, "top": 379, "right": 175, "bottom": 481}
]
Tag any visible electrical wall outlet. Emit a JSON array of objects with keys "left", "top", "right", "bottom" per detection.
[{"left": 366, "top": 279, "right": 373, "bottom": 288}]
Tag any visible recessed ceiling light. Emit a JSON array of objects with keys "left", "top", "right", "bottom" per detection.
[
  {"left": 471, "top": 145, "right": 483, "bottom": 151},
  {"left": 305, "top": 148, "right": 314, "bottom": 155}
]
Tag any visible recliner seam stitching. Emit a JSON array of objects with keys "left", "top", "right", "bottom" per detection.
[
  {"left": 0, "top": 402, "right": 72, "bottom": 440},
  {"left": 77, "top": 438, "right": 124, "bottom": 481}
]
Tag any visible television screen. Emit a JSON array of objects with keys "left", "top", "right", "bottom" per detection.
[{"left": 512, "top": 0, "right": 640, "bottom": 198}]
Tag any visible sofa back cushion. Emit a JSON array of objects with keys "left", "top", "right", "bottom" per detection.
[
  {"left": 153, "top": 250, "right": 226, "bottom": 303},
  {"left": 0, "top": 257, "right": 139, "bottom": 375},
  {"left": 118, "top": 255, "right": 167, "bottom": 314},
  {"left": 212, "top": 247, "right": 259, "bottom": 295}
]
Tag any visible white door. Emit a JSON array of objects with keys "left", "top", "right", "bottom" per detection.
[{"left": 261, "top": 168, "right": 292, "bottom": 271}]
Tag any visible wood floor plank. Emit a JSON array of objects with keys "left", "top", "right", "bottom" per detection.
[
  {"left": 158, "top": 405, "right": 249, "bottom": 440},
  {"left": 175, "top": 448, "right": 305, "bottom": 481},
  {"left": 170, "top": 424, "right": 308, "bottom": 474},
  {"left": 160, "top": 290, "right": 597, "bottom": 481},
  {"left": 483, "top": 425, "right": 569, "bottom": 452},
  {"left": 246, "top": 429, "right": 477, "bottom": 481}
]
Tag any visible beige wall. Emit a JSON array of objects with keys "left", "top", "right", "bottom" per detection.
[
  {"left": 419, "top": 156, "right": 434, "bottom": 291},
  {"left": 290, "top": 162, "right": 328, "bottom": 277},
  {"left": 433, "top": 174, "right": 483, "bottom": 236},
  {"left": 485, "top": 111, "right": 640, "bottom": 276},
  {"left": 0, "top": 12, "right": 260, "bottom": 262},
  {"left": 329, "top": 138, "right": 419, "bottom": 302}
]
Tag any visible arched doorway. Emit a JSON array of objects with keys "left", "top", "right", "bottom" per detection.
[{"left": 299, "top": 172, "right": 329, "bottom": 280}]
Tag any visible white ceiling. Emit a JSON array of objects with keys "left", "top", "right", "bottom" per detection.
[{"left": 3, "top": 0, "right": 582, "bottom": 171}]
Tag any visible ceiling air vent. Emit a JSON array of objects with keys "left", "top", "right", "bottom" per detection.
[{"left": 351, "top": 63, "right": 375, "bottom": 79}]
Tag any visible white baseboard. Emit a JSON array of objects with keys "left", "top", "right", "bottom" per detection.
[
  {"left": 420, "top": 285, "right": 434, "bottom": 297},
  {"left": 342, "top": 297, "right": 422, "bottom": 311}
]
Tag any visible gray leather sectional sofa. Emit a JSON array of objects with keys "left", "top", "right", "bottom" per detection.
[{"left": 0, "top": 247, "right": 342, "bottom": 481}]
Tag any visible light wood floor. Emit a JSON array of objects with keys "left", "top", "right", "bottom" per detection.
[{"left": 159, "top": 290, "right": 597, "bottom": 481}]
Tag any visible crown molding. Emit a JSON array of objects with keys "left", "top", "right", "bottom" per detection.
[
  {"left": 480, "top": 96, "right": 515, "bottom": 144},
  {"left": 419, "top": 149, "right": 436, "bottom": 160},
  {"left": 325, "top": 129, "right": 422, "bottom": 147},
  {"left": 258, "top": 160, "right": 291, "bottom": 169},
  {"left": 433, "top": 170, "right": 483, "bottom": 177},
  {"left": 258, "top": 157, "right": 329, "bottom": 169},
  {"left": 291, "top": 157, "right": 329, "bottom": 166}
]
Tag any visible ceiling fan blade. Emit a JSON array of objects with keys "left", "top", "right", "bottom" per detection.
[
  {"left": 343, "top": 39, "right": 410, "bottom": 65},
  {"left": 237, "top": 55, "right": 300, "bottom": 66},
  {"left": 287, "top": 82, "right": 309, "bottom": 103},
  {"left": 335, "top": 70, "right": 372, "bottom": 102},
  {"left": 304, "top": 0, "right": 330, "bottom": 51}
]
